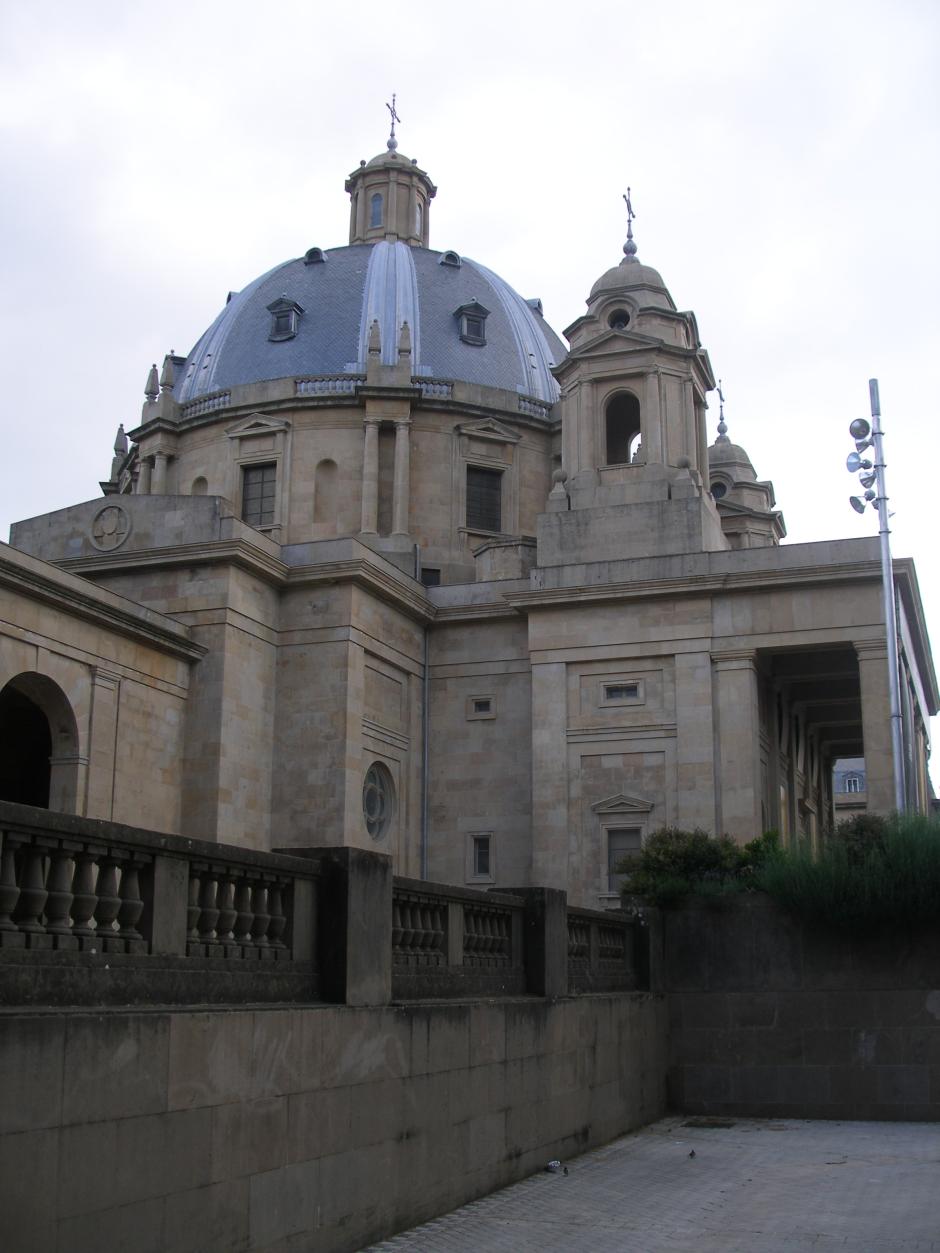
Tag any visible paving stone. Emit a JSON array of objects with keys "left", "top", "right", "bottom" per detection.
[{"left": 363, "top": 1116, "right": 940, "bottom": 1252}]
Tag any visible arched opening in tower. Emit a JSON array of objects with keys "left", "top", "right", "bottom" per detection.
[{"left": 605, "top": 392, "right": 642, "bottom": 465}]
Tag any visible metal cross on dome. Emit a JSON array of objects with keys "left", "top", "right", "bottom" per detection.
[
  {"left": 622, "top": 187, "right": 637, "bottom": 257},
  {"left": 386, "top": 94, "right": 400, "bottom": 150}
]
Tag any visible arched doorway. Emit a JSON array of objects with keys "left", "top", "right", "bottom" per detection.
[{"left": 0, "top": 673, "right": 79, "bottom": 811}]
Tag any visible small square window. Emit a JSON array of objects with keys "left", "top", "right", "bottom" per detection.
[
  {"left": 466, "top": 694, "right": 496, "bottom": 720},
  {"left": 420, "top": 567, "right": 441, "bottom": 587},
  {"left": 600, "top": 679, "right": 644, "bottom": 707}
]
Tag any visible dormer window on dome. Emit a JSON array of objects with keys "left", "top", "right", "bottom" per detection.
[
  {"left": 454, "top": 300, "right": 489, "bottom": 346},
  {"left": 304, "top": 247, "right": 327, "bottom": 265},
  {"left": 440, "top": 250, "right": 462, "bottom": 268},
  {"left": 267, "top": 297, "right": 304, "bottom": 342}
]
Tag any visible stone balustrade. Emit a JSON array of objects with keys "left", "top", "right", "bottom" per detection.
[
  {"left": 567, "top": 905, "right": 641, "bottom": 993},
  {"left": 0, "top": 800, "right": 321, "bottom": 1006},
  {"left": 0, "top": 802, "right": 647, "bottom": 1007},
  {"left": 295, "top": 374, "right": 364, "bottom": 396},
  {"left": 391, "top": 878, "right": 526, "bottom": 999},
  {"left": 179, "top": 390, "right": 232, "bottom": 418}
]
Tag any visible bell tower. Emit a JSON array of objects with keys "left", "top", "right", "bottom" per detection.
[{"left": 540, "top": 195, "right": 728, "bottom": 564}]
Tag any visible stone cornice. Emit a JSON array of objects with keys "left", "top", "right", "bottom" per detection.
[
  {"left": 57, "top": 538, "right": 290, "bottom": 589},
  {"left": 284, "top": 560, "right": 434, "bottom": 624},
  {"left": 0, "top": 544, "right": 205, "bottom": 664},
  {"left": 504, "top": 559, "right": 886, "bottom": 613}
]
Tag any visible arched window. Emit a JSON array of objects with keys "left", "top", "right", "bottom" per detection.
[
  {"left": 191, "top": 476, "right": 208, "bottom": 496},
  {"left": 605, "top": 392, "right": 641, "bottom": 465},
  {"left": 370, "top": 193, "right": 383, "bottom": 228},
  {"left": 0, "top": 673, "right": 79, "bottom": 811},
  {"left": 415, "top": 200, "right": 423, "bottom": 238},
  {"left": 314, "top": 459, "right": 337, "bottom": 527}
]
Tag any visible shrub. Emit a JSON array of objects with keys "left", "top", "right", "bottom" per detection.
[
  {"left": 755, "top": 813, "right": 940, "bottom": 934},
  {"left": 621, "top": 827, "right": 747, "bottom": 907}
]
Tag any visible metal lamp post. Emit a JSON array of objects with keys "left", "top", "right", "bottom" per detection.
[{"left": 847, "top": 379, "right": 906, "bottom": 813}]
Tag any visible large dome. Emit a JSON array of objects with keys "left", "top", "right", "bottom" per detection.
[{"left": 176, "top": 241, "right": 566, "bottom": 405}]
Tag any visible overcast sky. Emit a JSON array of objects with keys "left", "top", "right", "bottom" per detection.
[{"left": 2, "top": 0, "right": 938, "bottom": 772}]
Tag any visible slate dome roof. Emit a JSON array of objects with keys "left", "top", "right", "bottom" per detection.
[{"left": 176, "top": 241, "right": 567, "bottom": 405}]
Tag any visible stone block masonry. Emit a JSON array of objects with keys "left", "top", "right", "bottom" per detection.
[
  {"left": 0, "top": 995, "right": 668, "bottom": 1253},
  {"left": 665, "top": 895, "right": 940, "bottom": 1122}
]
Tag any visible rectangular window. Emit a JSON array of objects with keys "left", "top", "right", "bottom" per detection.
[
  {"left": 466, "top": 694, "right": 496, "bottom": 720},
  {"left": 473, "top": 834, "right": 491, "bottom": 877},
  {"left": 466, "top": 466, "right": 502, "bottom": 532},
  {"left": 604, "top": 683, "right": 639, "bottom": 702},
  {"left": 473, "top": 699, "right": 491, "bottom": 715},
  {"left": 607, "top": 827, "right": 642, "bottom": 893},
  {"left": 242, "top": 463, "right": 277, "bottom": 527},
  {"left": 420, "top": 567, "right": 441, "bottom": 587}
]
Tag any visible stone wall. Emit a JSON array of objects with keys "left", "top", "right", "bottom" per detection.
[
  {"left": 1, "top": 994, "right": 667, "bottom": 1253},
  {"left": 665, "top": 895, "right": 940, "bottom": 1121}
]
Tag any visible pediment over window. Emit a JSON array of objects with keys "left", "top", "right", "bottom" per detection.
[
  {"left": 591, "top": 792, "right": 655, "bottom": 815},
  {"left": 226, "top": 414, "right": 291, "bottom": 440},
  {"left": 456, "top": 418, "right": 520, "bottom": 445}
]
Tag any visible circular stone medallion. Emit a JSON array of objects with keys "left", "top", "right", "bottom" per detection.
[{"left": 90, "top": 504, "right": 131, "bottom": 551}]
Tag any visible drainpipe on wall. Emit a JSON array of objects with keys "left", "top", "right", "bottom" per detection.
[{"left": 421, "top": 623, "right": 430, "bottom": 879}]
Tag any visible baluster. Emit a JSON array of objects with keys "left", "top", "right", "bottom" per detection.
[
  {"left": 94, "top": 857, "right": 122, "bottom": 946},
  {"left": 418, "top": 905, "right": 432, "bottom": 953},
  {"left": 267, "top": 880, "right": 287, "bottom": 950},
  {"left": 215, "top": 875, "right": 237, "bottom": 948},
  {"left": 71, "top": 851, "right": 98, "bottom": 944},
  {"left": 14, "top": 845, "right": 48, "bottom": 935},
  {"left": 117, "top": 861, "right": 145, "bottom": 942},
  {"left": 45, "top": 848, "right": 75, "bottom": 942},
  {"left": 233, "top": 876, "right": 254, "bottom": 946},
  {"left": 432, "top": 905, "right": 444, "bottom": 955},
  {"left": 197, "top": 872, "right": 220, "bottom": 948},
  {"left": 186, "top": 872, "right": 201, "bottom": 950},
  {"left": 392, "top": 899, "right": 403, "bottom": 952},
  {"left": 250, "top": 881, "right": 270, "bottom": 950},
  {"left": 400, "top": 902, "right": 414, "bottom": 955},
  {"left": 0, "top": 840, "right": 21, "bottom": 934}
]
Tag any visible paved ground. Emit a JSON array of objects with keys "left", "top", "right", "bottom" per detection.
[{"left": 364, "top": 1117, "right": 940, "bottom": 1252}]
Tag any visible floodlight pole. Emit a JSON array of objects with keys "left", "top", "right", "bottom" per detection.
[{"left": 869, "top": 378, "right": 906, "bottom": 813}]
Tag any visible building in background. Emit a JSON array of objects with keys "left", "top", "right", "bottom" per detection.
[{"left": 1, "top": 133, "right": 936, "bottom": 908}]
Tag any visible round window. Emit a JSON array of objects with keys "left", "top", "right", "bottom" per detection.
[
  {"left": 362, "top": 762, "right": 395, "bottom": 840},
  {"left": 710, "top": 481, "right": 727, "bottom": 500},
  {"left": 608, "top": 308, "right": 631, "bottom": 330}
]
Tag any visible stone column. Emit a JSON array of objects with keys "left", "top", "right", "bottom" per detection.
[
  {"left": 137, "top": 458, "right": 152, "bottom": 495},
  {"left": 360, "top": 418, "right": 380, "bottom": 534},
  {"left": 392, "top": 418, "right": 411, "bottom": 536},
  {"left": 152, "top": 451, "right": 168, "bottom": 494},
  {"left": 856, "top": 640, "right": 895, "bottom": 814},
  {"left": 644, "top": 370, "right": 664, "bottom": 464},
  {"left": 712, "top": 649, "right": 763, "bottom": 840}
]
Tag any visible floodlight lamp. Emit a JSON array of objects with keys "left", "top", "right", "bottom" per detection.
[
  {"left": 855, "top": 438, "right": 872, "bottom": 453},
  {"left": 849, "top": 418, "right": 871, "bottom": 440},
  {"left": 864, "top": 489, "right": 876, "bottom": 501},
  {"left": 846, "top": 452, "right": 872, "bottom": 473},
  {"left": 849, "top": 496, "right": 865, "bottom": 514},
  {"left": 859, "top": 473, "right": 876, "bottom": 489}
]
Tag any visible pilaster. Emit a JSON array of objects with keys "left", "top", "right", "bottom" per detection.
[
  {"left": 712, "top": 649, "right": 763, "bottom": 840},
  {"left": 855, "top": 640, "right": 895, "bottom": 813}
]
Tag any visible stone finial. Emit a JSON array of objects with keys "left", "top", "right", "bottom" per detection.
[
  {"left": 144, "top": 363, "right": 159, "bottom": 401},
  {"left": 398, "top": 320, "right": 412, "bottom": 362},
  {"left": 159, "top": 353, "right": 176, "bottom": 393},
  {"left": 113, "top": 423, "right": 128, "bottom": 457},
  {"left": 368, "top": 319, "right": 382, "bottom": 358}
]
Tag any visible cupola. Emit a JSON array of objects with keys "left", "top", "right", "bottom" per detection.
[{"left": 345, "top": 102, "right": 437, "bottom": 247}]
